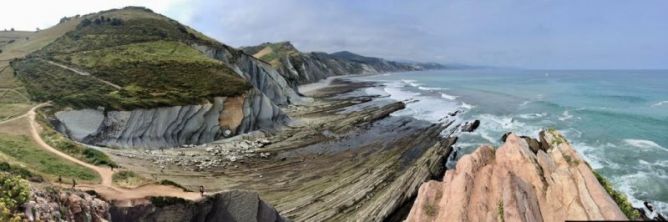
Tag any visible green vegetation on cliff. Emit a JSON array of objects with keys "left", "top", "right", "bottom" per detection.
[
  {"left": 593, "top": 170, "right": 640, "bottom": 220},
  {"left": 12, "top": 7, "right": 251, "bottom": 110}
]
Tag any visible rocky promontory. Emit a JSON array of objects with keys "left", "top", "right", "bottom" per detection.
[{"left": 407, "top": 130, "right": 630, "bottom": 222}]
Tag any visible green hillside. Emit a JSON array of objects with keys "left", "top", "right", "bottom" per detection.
[{"left": 12, "top": 7, "right": 251, "bottom": 110}]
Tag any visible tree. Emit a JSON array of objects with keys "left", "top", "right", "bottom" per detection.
[{"left": 9, "top": 28, "right": 14, "bottom": 31}]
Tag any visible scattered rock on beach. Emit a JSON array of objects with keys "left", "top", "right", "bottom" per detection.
[{"left": 461, "top": 119, "right": 480, "bottom": 132}]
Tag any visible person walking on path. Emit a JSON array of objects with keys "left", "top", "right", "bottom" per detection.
[
  {"left": 199, "top": 185, "right": 205, "bottom": 197},
  {"left": 72, "top": 179, "right": 76, "bottom": 189}
]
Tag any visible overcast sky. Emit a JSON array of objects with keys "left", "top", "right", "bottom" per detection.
[{"left": 2, "top": 0, "right": 667, "bottom": 69}]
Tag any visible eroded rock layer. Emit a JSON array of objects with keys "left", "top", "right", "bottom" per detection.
[
  {"left": 110, "top": 191, "right": 288, "bottom": 222},
  {"left": 407, "top": 131, "right": 627, "bottom": 222},
  {"left": 54, "top": 90, "right": 288, "bottom": 148}
]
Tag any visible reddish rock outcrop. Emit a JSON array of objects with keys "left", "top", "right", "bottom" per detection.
[{"left": 407, "top": 131, "right": 627, "bottom": 222}]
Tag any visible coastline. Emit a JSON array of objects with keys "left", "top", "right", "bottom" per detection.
[{"left": 103, "top": 77, "right": 463, "bottom": 221}]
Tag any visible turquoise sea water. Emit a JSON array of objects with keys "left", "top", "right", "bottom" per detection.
[{"left": 357, "top": 69, "right": 668, "bottom": 214}]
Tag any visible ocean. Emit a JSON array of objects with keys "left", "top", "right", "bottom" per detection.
[{"left": 353, "top": 69, "right": 668, "bottom": 215}]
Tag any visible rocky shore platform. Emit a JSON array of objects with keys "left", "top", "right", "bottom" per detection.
[{"left": 103, "top": 78, "right": 469, "bottom": 221}]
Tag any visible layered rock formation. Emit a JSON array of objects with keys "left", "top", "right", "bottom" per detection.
[
  {"left": 23, "top": 187, "right": 111, "bottom": 222},
  {"left": 241, "top": 42, "right": 444, "bottom": 88},
  {"left": 193, "top": 43, "right": 301, "bottom": 106},
  {"left": 407, "top": 130, "right": 628, "bottom": 222},
  {"left": 110, "top": 191, "right": 288, "bottom": 222},
  {"left": 54, "top": 90, "right": 288, "bottom": 148}
]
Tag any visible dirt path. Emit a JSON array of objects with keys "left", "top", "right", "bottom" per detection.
[
  {"left": 23, "top": 103, "right": 202, "bottom": 201},
  {"left": 41, "top": 59, "right": 122, "bottom": 89}
]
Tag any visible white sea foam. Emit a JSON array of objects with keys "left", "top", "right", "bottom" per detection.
[
  {"left": 558, "top": 110, "right": 573, "bottom": 121},
  {"left": 624, "top": 139, "right": 666, "bottom": 150},
  {"left": 418, "top": 86, "right": 445, "bottom": 91},
  {"left": 468, "top": 113, "right": 542, "bottom": 144},
  {"left": 401, "top": 79, "right": 421, "bottom": 87},
  {"left": 440, "top": 92, "right": 458, "bottom": 100},
  {"left": 651, "top": 100, "right": 668, "bottom": 107},
  {"left": 364, "top": 87, "right": 390, "bottom": 97},
  {"left": 383, "top": 80, "right": 459, "bottom": 123},
  {"left": 461, "top": 102, "right": 474, "bottom": 110},
  {"left": 517, "top": 112, "right": 547, "bottom": 119}
]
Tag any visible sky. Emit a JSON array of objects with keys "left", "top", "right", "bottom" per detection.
[{"left": 1, "top": 0, "right": 667, "bottom": 69}]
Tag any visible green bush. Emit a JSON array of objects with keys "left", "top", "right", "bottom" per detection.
[
  {"left": 0, "top": 172, "right": 29, "bottom": 221},
  {"left": 0, "top": 162, "right": 42, "bottom": 181}
]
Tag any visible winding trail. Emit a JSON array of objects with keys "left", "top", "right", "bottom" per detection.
[{"left": 22, "top": 103, "right": 202, "bottom": 201}]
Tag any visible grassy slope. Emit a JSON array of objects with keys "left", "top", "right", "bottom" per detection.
[
  {"left": 0, "top": 15, "right": 82, "bottom": 121},
  {"left": 0, "top": 133, "right": 99, "bottom": 182},
  {"left": 13, "top": 7, "right": 251, "bottom": 110},
  {"left": 249, "top": 42, "right": 300, "bottom": 68}
]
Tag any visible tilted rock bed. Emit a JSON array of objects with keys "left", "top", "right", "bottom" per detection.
[{"left": 105, "top": 80, "right": 463, "bottom": 221}]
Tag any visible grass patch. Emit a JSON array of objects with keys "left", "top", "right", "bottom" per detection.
[
  {"left": 159, "top": 179, "right": 192, "bottom": 192},
  {"left": 0, "top": 133, "right": 99, "bottom": 182},
  {"left": 0, "top": 161, "right": 42, "bottom": 181},
  {"left": 112, "top": 171, "right": 151, "bottom": 188},
  {"left": 423, "top": 203, "right": 437, "bottom": 217},
  {"left": 53, "top": 40, "right": 220, "bottom": 68},
  {"left": 0, "top": 103, "right": 31, "bottom": 121},
  {"left": 562, "top": 154, "right": 580, "bottom": 166},
  {"left": 593, "top": 170, "right": 640, "bottom": 220},
  {"left": 497, "top": 200, "right": 505, "bottom": 222}
]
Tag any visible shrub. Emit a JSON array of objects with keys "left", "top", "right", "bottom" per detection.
[
  {"left": 593, "top": 171, "right": 640, "bottom": 219},
  {"left": 0, "top": 162, "right": 42, "bottom": 181},
  {"left": 0, "top": 172, "right": 29, "bottom": 221}
]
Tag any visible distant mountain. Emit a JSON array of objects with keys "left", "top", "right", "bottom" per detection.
[{"left": 242, "top": 42, "right": 445, "bottom": 88}]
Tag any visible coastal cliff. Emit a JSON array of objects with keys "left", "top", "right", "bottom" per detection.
[
  {"left": 406, "top": 130, "right": 630, "bottom": 222},
  {"left": 241, "top": 42, "right": 443, "bottom": 89},
  {"left": 193, "top": 43, "right": 301, "bottom": 106},
  {"left": 53, "top": 89, "right": 287, "bottom": 148}
]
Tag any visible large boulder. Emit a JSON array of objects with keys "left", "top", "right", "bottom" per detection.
[{"left": 406, "top": 131, "right": 628, "bottom": 222}]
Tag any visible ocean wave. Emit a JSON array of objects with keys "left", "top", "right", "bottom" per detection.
[
  {"left": 468, "top": 113, "right": 542, "bottom": 144},
  {"left": 401, "top": 79, "right": 421, "bottom": 87},
  {"left": 461, "top": 102, "right": 475, "bottom": 110},
  {"left": 418, "top": 86, "right": 445, "bottom": 91},
  {"left": 440, "top": 92, "right": 458, "bottom": 100},
  {"left": 652, "top": 100, "right": 668, "bottom": 107},
  {"left": 517, "top": 112, "right": 547, "bottom": 120},
  {"left": 624, "top": 139, "right": 666, "bottom": 150},
  {"left": 383, "top": 80, "right": 459, "bottom": 123},
  {"left": 614, "top": 171, "right": 668, "bottom": 216},
  {"left": 558, "top": 110, "right": 574, "bottom": 121}
]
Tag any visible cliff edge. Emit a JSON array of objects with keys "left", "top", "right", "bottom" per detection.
[{"left": 407, "top": 130, "right": 630, "bottom": 222}]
